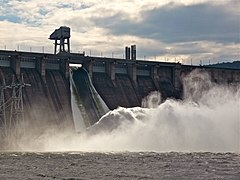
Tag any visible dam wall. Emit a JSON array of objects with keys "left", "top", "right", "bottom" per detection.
[
  {"left": 181, "top": 65, "right": 240, "bottom": 84},
  {"left": 92, "top": 73, "right": 140, "bottom": 110},
  {"left": 84, "top": 59, "right": 240, "bottom": 112},
  {"left": 90, "top": 63, "right": 177, "bottom": 110},
  {"left": 0, "top": 65, "right": 73, "bottom": 141},
  {"left": 23, "top": 68, "right": 72, "bottom": 126},
  {"left": 85, "top": 60, "right": 180, "bottom": 110},
  {"left": 0, "top": 50, "right": 240, "bottom": 128}
]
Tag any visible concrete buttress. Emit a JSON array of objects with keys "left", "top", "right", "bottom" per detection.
[{"left": 10, "top": 55, "right": 20, "bottom": 77}]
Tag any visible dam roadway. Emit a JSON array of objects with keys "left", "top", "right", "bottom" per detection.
[{"left": 0, "top": 50, "right": 239, "bottom": 136}]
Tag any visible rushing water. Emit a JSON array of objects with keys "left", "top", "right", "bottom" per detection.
[{"left": 0, "top": 152, "right": 239, "bottom": 179}]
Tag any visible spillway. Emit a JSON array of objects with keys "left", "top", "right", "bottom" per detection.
[
  {"left": 71, "top": 68, "right": 109, "bottom": 126},
  {"left": 70, "top": 69, "right": 86, "bottom": 132}
]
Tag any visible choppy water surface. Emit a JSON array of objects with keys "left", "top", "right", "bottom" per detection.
[{"left": 0, "top": 152, "right": 239, "bottom": 179}]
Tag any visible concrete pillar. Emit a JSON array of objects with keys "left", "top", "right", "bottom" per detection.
[
  {"left": 173, "top": 63, "right": 182, "bottom": 90},
  {"left": 151, "top": 65, "right": 160, "bottom": 90},
  {"left": 128, "top": 63, "right": 137, "bottom": 84},
  {"left": 60, "top": 59, "right": 69, "bottom": 78},
  {"left": 106, "top": 62, "right": 115, "bottom": 80},
  {"left": 10, "top": 55, "right": 21, "bottom": 77},
  {"left": 151, "top": 65, "right": 159, "bottom": 80},
  {"left": 83, "top": 60, "right": 93, "bottom": 79},
  {"left": 36, "top": 57, "right": 46, "bottom": 77}
]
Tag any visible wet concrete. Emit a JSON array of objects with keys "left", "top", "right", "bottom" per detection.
[
  {"left": 92, "top": 72, "right": 179, "bottom": 110},
  {"left": 0, "top": 67, "right": 73, "bottom": 148}
]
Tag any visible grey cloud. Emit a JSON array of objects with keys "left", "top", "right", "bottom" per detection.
[
  {"left": 56, "top": 2, "right": 91, "bottom": 10},
  {"left": 93, "top": 1, "right": 240, "bottom": 44},
  {"left": 171, "top": 42, "right": 211, "bottom": 55},
  {"left": 138, "top": 42, "right": 211, "bottom": 58}
]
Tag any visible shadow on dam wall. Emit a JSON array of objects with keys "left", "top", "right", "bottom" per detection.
[{"left": 0, "top": 67, "right": 73, "bottom": 143}]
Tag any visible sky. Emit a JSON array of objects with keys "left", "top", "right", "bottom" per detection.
[{"left": 0, "top": 0, "right": 239, "bottom": 65}]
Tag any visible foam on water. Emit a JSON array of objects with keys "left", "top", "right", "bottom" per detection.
[{"left": 5, "top": 70, "right": 240, "bottom": 152}]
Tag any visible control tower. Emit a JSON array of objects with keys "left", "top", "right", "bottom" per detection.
[{"left": 49, "top": 26, "right": 71, "bottom": 54}]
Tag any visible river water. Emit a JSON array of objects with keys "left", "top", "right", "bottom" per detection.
[{"left": 0, "top": 152, "right": 239, "bottom": 179}]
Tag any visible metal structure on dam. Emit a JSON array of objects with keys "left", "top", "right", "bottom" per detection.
[{"left": 0, "top": 27, "right": 239, "bottom": 135}]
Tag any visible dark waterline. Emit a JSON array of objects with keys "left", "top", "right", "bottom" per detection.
[{"left": 0, "top": 152, "right": 239, "bottom": 179}]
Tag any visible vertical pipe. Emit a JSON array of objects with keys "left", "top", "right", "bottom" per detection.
[{"left": 131, "top": 45, "right": 136, "bottom": 60}]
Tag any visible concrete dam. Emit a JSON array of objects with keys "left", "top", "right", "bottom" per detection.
[{"left": 0, "top": 49, "right": 240, "bottom": 147}]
